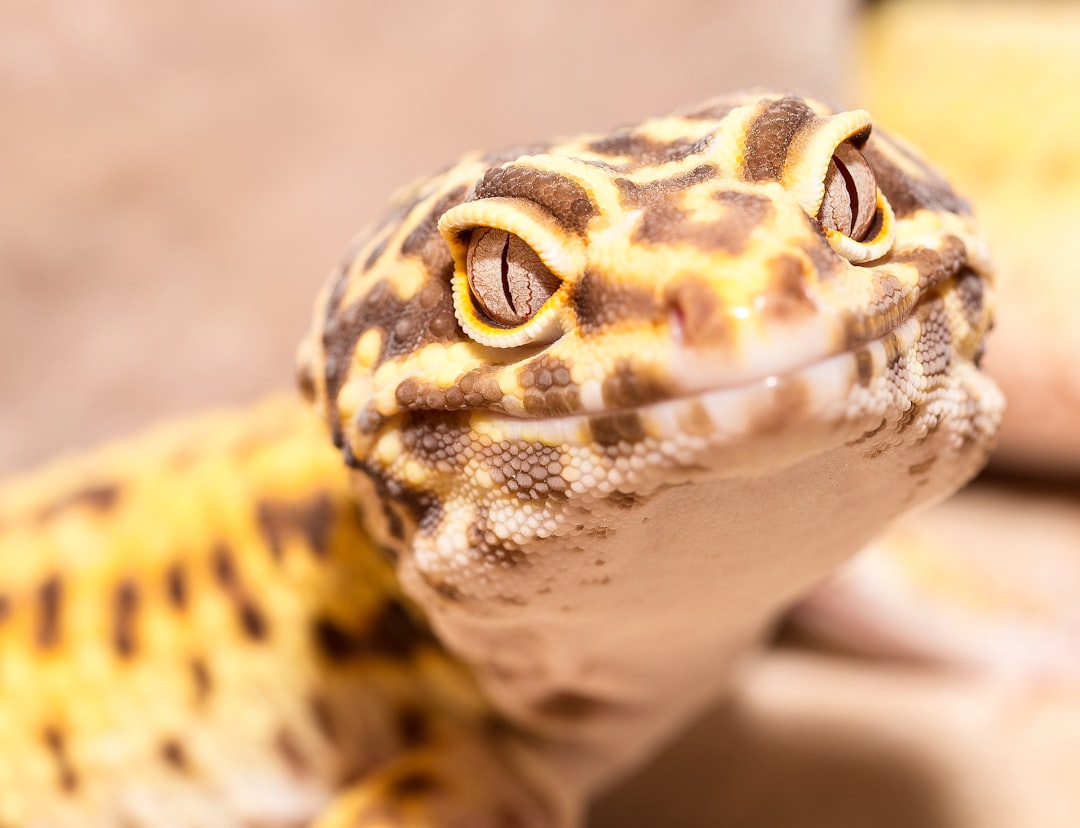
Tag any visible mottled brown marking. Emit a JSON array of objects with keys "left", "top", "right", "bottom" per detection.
[
  {"left": 113, "top": 579, "right": 139, "bottom": 658},
  {"left": 855, "top": 349, "right": 874, "bottom": 387},
  {"left": 256, "top": 493, "right": 336, "bottom": 559},
  {"left": 587, "top": 133, "right": 702, "bottom": 166},
  {"left": 211, "top": 544, "right": 237, "bottom": 589},
  {"left": 160, "top": 738, "right": 189, "bottom": 772},
  {"left": 474, "top": 165, "right": 597, "bottom": 234},
  {"left": 390, "top": 769, "right": 441, "bottom": 798},
  {"left": 313, "top": 602, "right": 430, "bottom": 664},
  {"left": 190, "top": 656, "right": 212, "bottom": 702},
  {"left": 534, "top": 691, "right": 608, "bottom": 720},
  {"left": 666, "top": 277, "right": 727, "bottom": 347},
  {"left": 37, "top": 482, "right": 121, "bottom": 522},
  {"left": 517, "top": 355, "right": 581, "bottom": 417},
  {"left": 743, "top": 96, "right": 816, "bottom": 182},
  {"left": 275, "top": 727, "right": 309, "bottom": 777},
  {"left": 954, "top": 267, "right": 986, "bottom": 330},
  {"left": 37, "top": 575, "right": 62, "bottom": 649},
  {"left": 165, "top": 561, "right": 187, "bottom": 610},
  {"left": 589, "top": 412, "right": 646, "bottom": 446},
  {"left": 42, "top": 726, "right": 78, "bottom": 792},
  {"left": 209, "top": 545, "right": 270, "bottom": 641},
  {"left": 601, "top": 361, "right": 672, "bottom": 409},
  {"left": 396, "top": 706, "right": 430, "bottom": 748},
  {"left": 400, "top": 184, "right": 469, "bottom": 271},
  {"left": 633, "top": 188, "right": 771, "bottom": 255},
  {"left": 615, "top": 164, "right": 717, "bottom": 207},
  {"left": 863, "top": 138, "right": 969, "bottom": 218},
  {"left": 239, "top": 601, "right": 268, "bottom": 641},
  {"left": 401, "top": 414, "right": 472, "bottom": 470},
  {"left": 571, "top": 269, "right": 656, "bottom": 333},
  {"left": 891, "top": 236, "right": 967, "bottom": 291},
  {"left": 908, "top": 456, "right": 937, "bottom": 476},
  {"left": 762, "top": 254, "right": 815, "bottom": 320},
  {"left": 751, "top": 379, "right": 809, "bottom": 434}
]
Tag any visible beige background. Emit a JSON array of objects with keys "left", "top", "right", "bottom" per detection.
[{"left": 0, "top": 0, "right": 857, "bottom": 473}]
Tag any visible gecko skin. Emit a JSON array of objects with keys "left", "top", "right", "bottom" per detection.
[{"left": 0, "top": 92, "right": 1003, "bottom": 827}]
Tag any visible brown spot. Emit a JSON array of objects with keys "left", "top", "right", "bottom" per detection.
[
  {"left": 113, "top": 579, "right": 139, "bottom": 659},
  {"left": 36, "top": 483, "right": 121, "bottom": 522},
  {"left": 275, "top": 727, "right": 309, "bottom": 777},
  {"left": 863, "top": 137, "right": 969, "bottom": 218},
  {"left": 42, "top": 726, "right": 78, "bottom": 793},
  {"left": 313, "top": 602, "right": 430, "bottom": 664},
  {"left": 189, "top": 657, "right": 213, "bottom": 702},
  {"left": 308, "top": 692, "right": 339, "bottom": 745},
  {"left": 400, "top": 415, "right": 472, "bottom": 470},
  {"left": 615, "top": 164, "right": 717, "bottom": 208},
  {"left": 389, "top": 769, "right": 441, "bottom": 798},
  {"left": 891, "top": 236, "right": 967, "bottom": 291},
  {"left": 210, "top": 545, "right": 270, "bottom": 642},
  {"left": 587, "top": 133, "right": 703, "bottom": 166},
  {"left": 601, "top": 362, "right": 672, "bottom": 409},
  {"left": 396, "top": 706, "right": 430, "bottom": 748},
  {"left": 517, "top": 355, "right": 581, "bottom": 417},
  {"left": 484, "top": 442, "right": 567, "bottom": 503},
  {"left": 0, "top": 594, "right": 10, "bottom": 624},
  {"left": 666, "top": 278, "right": 727, "bottom": 347},
  {"left": 296, "top": 362, "right": 317, "bottom": 402},
  {"left": 165, "top": 562, "right": 187, "bottom": 610},
  {"left": 954, "top": 268, "right": 986, "bottom": 329},
  {"left": 855, "top": 348, "right": 874, "bottom": 387},
  {"left": 474, "top": 165, "right": 597, "bottom": 234},
  {"left": 571, "top": 269, "right": 656, "bottom": 333},
  {"left": 750, "top": 379, "right": 809, "bottom": 434},
  {"left": 400, "top": 184, "right": 469, "bottom": 271},
  {"left": 633, "top": 188, "right": 771, "bottom": 254},
  {"left": 160, "top": 738, "right": 190, "bottom": 772},
  {"left": 534, "top": 691, "right": 608, "bottom": 721},
  {"left": 239, "top": 601, "right": 268, "bottom": 641},
  {"left": 762, "top": 254, "right": 815, "bottom": 320},
  {"left": 37, "top": 575, "right": 62, "bottom": 649},
  {"left": 742, "top": 96, "right": 816, "bottom": 182},
  {"left": 589, "top": 412, "right": 646, "bottom": 446},
  {"left": 256, "top": 492, "right": 336, "bottom": 559}
]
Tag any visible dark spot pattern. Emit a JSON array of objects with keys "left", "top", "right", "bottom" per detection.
[
  {"left": 113, "top": 579, "right": 139, "bottom": 659},
  {"left": 161, "top": 739, "right": 190, "bottom": 772},
  {"left": 256, "top": 492, "right": 336, "bottom": 559},
  {"left": 396, "top": 706, "right": 430, "bottom": 748},
  {"left": 313, "top": 602, "right": 431, "bottom": 664},
  {"left": 210, "top": 545, "right": 269, "bottom": 642},
  {"left": 890, "top": 236, "right": 967, "bottom": 291},
  {"left": 483, "top": 442, "right": 567, "bottom": 502},
  {"left": 36, "top": 483, "right": 121, "bottom": 523},
  {"left": 401, "top": 415, "right": 472, "bottom": 471},
  {"left": 615, "top": 164, "right": 717, "bottom": 207},
  {"left": 518, "top": 355, "right": 580, "bottom": 416},
  {"left": 589, "top": 413, "right": 647, "bottom": 446},
  {"left": 165, "top": 562, "right": 188, "bottom": 610},
  {"left": 189, "top": 657, "right": 212, "bottom": 703},
  {"left": 601, "top": 361, "right": 672, "bottom": 409},
  {"left": 474, "top": 165, "right": 597, "bottom": 234},
  {"left": 534, "top": 691, "right": 608, "bottom": 721},
  {"left": 742, "top": 96, "right": 816, "bottom": 182},
  {"left": 389, "top": 769, "right": 441, "bottom": 798},
  {"left": 400, "top": 184, "right": 469, "bottom": 271},
  {"left": 571, "top": 269, "right": 655, "bottom": 333},
  {"left": 587, "top": 133, "right": 704, "bottom": 166},
  {"left": 37, "top": 575, "right": 62, "bottom": 649},
  {"left": 954, "top": 268, "right": 986, "bottom": 329},
  {"left": 42, "top": 726, "right": 78, "bottom": 792}
]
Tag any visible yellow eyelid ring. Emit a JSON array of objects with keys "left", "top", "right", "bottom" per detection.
[
  {"left": 824, "top": 190, "right": 896, "bottom": 263},
  {"left": 438, "top": 197, "right": 583, "bottom": 349},
  {"left": 438, "top": 196, "right": 588, "bottom": 281}
]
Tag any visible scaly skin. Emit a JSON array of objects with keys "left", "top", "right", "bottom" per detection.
[{"left": 0, "top": 92, "right": 1002, "bottom": 827}]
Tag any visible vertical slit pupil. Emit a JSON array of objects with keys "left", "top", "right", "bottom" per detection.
[{"left": 499, "top": 233, "right": 517, "bottom": 314}]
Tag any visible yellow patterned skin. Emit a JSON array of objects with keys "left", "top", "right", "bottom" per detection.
[{"left": 1, "top": 92, "right": 1002, "bottom": 827}]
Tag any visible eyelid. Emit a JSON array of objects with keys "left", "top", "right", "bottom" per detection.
[{"left": 438, "top": 196, "right": 587, "bottom": 281}]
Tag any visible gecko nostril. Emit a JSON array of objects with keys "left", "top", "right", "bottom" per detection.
[{"left": 663, "top": 278, "right": 729, "bottom": 349}]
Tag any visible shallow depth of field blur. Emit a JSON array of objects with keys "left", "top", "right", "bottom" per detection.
[{"left": 3, "top": 1, "right": 1080, "bottom": 827}]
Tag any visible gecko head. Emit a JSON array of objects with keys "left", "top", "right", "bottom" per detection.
[{"left": 298, "top": 92, "right": 1001, "bottom": 602}]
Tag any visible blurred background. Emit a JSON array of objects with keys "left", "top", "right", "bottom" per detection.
[{"left": 4, "top": 1, "right": 1080, "bottom": 826}]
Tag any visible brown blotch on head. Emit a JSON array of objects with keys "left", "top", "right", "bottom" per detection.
[
  {"left": 589, "top": 412, "right": 646, "bottom": 446},
  {"left": 666, "top": 277, "right": 728, "bottom": 348},
  {"left": 396, "top": 706, "right": 431, "bottom": 748},
  {"left": 633, "top": 188, "right": 771, "bottom": 255},
  {"left": 517, "top": 355, "right": 581, "bottom": 417},
  {"left": 863, "top": 139, "right": 969, "bottom": 219},
  {"left": 113, "top": 579, "right": 139, "bottom": 659},
  {"left": 160, "top": 738, "right": 190, "bottom": 773},
  {"left": 587, "top": 133, "right": 704, "bottom": 166},
  {"left": 389, "top": 769, "right": 441, "bottom": 799},
  {"left": 189, "top": 656, "right": 212, "bottom": 703},
  {"left": 601, "top": 361, "right": 672, "bottom": 409},
  {"left": 762, "top": 254, "right": 815, "bottom": 321},
  {"left": 399, "top": 184, "right": 469, "bottom": 272},
  {"left": 275, "top": 727, "right": 310, "bottom": 778},
  {"left": 256, "top": 492, "right": 336, "bottom": 560},
  {"left": 37, "top": 482, "right": 121, "bottom": 523},
  {"left": 615, "top": 164, "right": 717, "bottom": 208},
  {"left": 37, "top": 575, "right": 62, "bottom": 650},
  {"left": 571, "top": 269, "right": 656, "bottom": 334},
  {"left": 42, "top": 725, "right": 78, "bottom": 793},
  {"left": 742, "top": 96, "right": 816, "bottom": 182},
  {"left": 474, "top": 165, "right": 597, "bottom": 234}
]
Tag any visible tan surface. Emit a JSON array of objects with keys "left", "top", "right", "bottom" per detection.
[{"left": 0, "top": 0, "right": 856, "bottom": 474}]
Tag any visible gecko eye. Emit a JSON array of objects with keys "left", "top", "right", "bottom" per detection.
[
  {"left": 466, "top": 228, "right": 562, "bottom": 327},
  {"left": 818, "top": 143, "right": 877, "bottom": 242}
]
